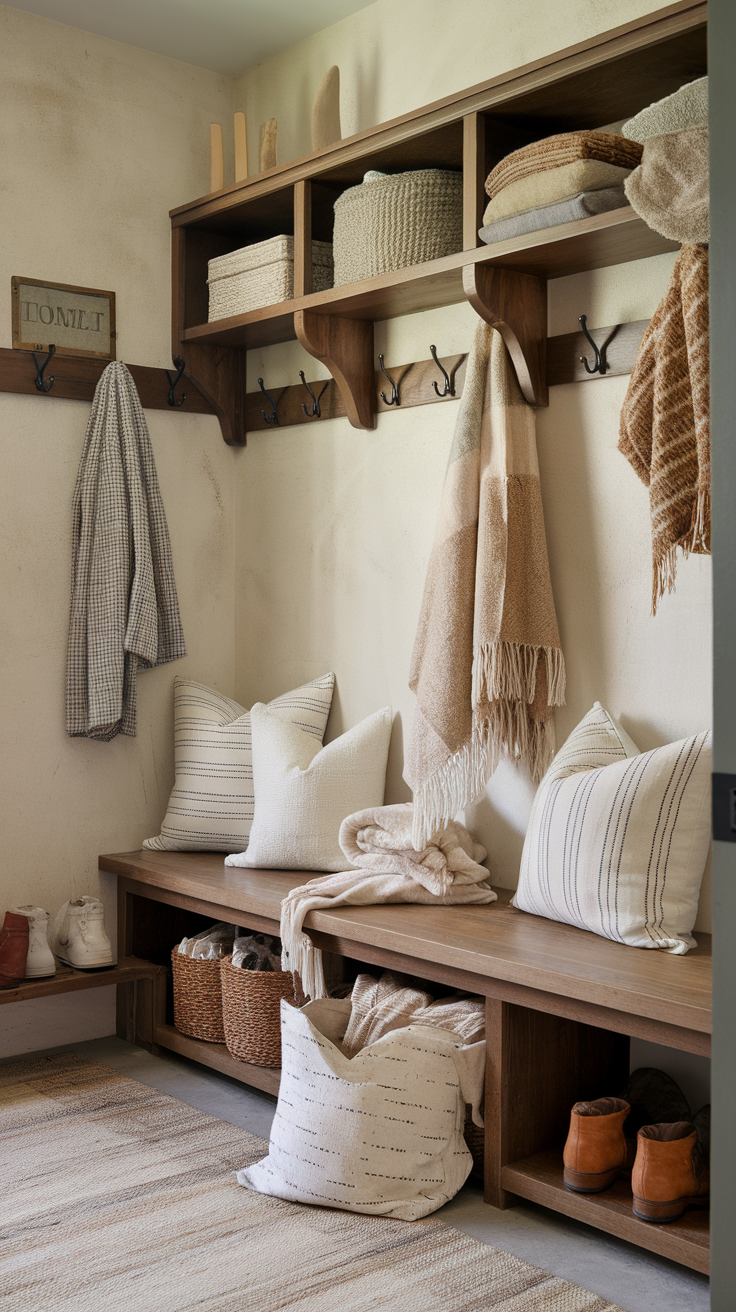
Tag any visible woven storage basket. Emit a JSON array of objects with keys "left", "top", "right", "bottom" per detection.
[
  {"left": 171, "top": 947, "right": 225, "bottom": 1043},
  {"left": 464, "top": 1109, "right": 485, "bottom": 1181},
  {"left": 220, "top": 954, "right": 305, "bottom": 1067},
  {"left": 208, "top": 235, "right": 333, "bottom": 320},
  {"left": 332, "top": 169, "right": 463, "bottom": 287}
]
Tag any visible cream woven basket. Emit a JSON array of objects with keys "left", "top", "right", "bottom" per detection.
[
  {"left": 332, "top": 169, "right": 463, "bottom": 287},
  {"left": 208, "top": 235, "right": 333, "bottom": 320}
]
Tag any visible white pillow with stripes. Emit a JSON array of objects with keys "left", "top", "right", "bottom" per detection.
[
  {"left": 143, "top": 673, "right": 334, "bottom": 853},
  {"left": 513, "top": 703, "right": 711, "bottom": 954}
]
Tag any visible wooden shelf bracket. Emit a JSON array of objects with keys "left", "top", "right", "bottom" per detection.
[
  {"left": 463, "top": 264, "right": 548, "bottom": 407},
  {"left": 177, "top": 341, "right": 246, "bottom": 446},
  {"left": 294, "top": 310, "right": 375, "bottom": 430}
]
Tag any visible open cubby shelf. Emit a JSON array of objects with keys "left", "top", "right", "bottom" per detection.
[{"left": 170, "top": 1, "right": 706, "bottom": 443}]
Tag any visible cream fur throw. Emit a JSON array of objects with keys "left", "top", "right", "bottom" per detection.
[
  {"left": 622, "top": 76, "right": 708, "bottom": 143},
  {"left": 280, "top": 803, "right": 495, "bottom": 999},
  {"left": 624, "top": 126, "right": 709, "bottom": 245},
  {"left": 405, "top": 323, "right": 565, "bottom": 849}
]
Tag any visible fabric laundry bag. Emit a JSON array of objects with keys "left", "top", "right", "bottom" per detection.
[{"left": 237, "top": 998, "right": 485, "bottom": 1220}]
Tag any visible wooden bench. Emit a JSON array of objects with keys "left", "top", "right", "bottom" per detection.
[{"left": 102, "top": 848, "right": 711, "bottom": 1274}]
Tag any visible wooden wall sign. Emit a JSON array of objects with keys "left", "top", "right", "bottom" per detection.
[{"left": 11, "top": 277, "right": 116, "bottom": 360}]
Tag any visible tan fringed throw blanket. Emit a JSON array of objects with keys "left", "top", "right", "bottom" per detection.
[
  {"left": 280, "top": 803, "right": 495, "bottom": 999},
  {"left": 485, "top": 130, "right": 642, "bottom": 198},
  {"left": 405, "top": 324, "right": 565, "bottom": 849},
  {"left": 619, "top": 244, "right": 710, "bottom": 613}
]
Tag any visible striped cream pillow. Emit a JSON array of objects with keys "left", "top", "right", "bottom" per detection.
[
  {"left": 513, "top": 703, "right": 711, "bottom": 954},
  {"left": 143, "top": 673, "right": 334, "bottom": 853}
]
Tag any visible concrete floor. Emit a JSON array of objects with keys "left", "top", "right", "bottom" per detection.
[{"left": 6, "top": 1035, "right": 710, "bottom": 1312}]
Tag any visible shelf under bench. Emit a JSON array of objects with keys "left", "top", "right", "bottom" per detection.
[{"left": 104, "top": 849, "right": 711, "bottom": 1272}]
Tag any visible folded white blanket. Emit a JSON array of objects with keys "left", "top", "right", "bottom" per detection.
[{"left": 280, "top": 803, "right": 496, "bottom": 999}]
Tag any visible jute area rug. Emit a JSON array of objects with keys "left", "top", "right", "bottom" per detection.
[{"left": 1, "top": 1053, "right": 625, "bottom": 1312}]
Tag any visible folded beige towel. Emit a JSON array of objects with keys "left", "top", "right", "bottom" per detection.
[
  {"left": 482, "top": 160, "right": 633, "bottom": 226},
  {"left": 280, "top": 803, "right": 496, "bottom": 999},
  {"left": 624, "top": 126, "right": 709, "bottom": 245},
  {"left": 343, "top": 970, "right": 485, "bottom": 1058},
  {"left": 485, "top": 130, "right": 642, "bottom": 199},
  {"left": 623, "top": 76, "right": 708, "bottom": 143}
]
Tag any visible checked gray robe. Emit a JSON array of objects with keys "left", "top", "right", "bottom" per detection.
[{"left": 66, "top": 362, "right": 185, "bottom": 740}]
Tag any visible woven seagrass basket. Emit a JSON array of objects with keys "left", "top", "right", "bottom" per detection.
[
  {"left": 332, "top": 168, "right": 463, "bottom": 287},
  {"left": 220, "top": 955, "right": 305, "bottom": 1067},
  {"left": 464, "top": 1109, "right": 485, "bottom": 1181},
  {"left": 171, "top": 947, "right": 225, "bottom": 1043}
]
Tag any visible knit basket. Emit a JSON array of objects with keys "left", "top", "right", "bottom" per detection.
[
  {"left": 171, "top": 947, "right": 225, "bottom": 1043},
  {"left": 207, "top": 235, "right": 333, "bottom": 320},
  {"left": 220, "top": 954, "right": 305, "bottom": 1067},
  {"left": 332, "top": 169, "right": 463, "bottom": 287}
]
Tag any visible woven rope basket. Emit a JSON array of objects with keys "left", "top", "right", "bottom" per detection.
[
  {"left": 171, "top": 947, "right": 225, "bottom": 1043},
  {"left": 464, "top": 1109, "right": 485, "bottom": 1181},
  {"left": 220, "top": 955, "right": 305, "bottom": 1067},
  {"left": 332, "top": 169, "right": 463, "bottom": 287},
  {"left": 208, "top": 235, "right": 333, "bottom": 320}
]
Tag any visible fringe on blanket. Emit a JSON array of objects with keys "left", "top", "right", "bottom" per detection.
[
  {"left": 653, "top": 486, "right": 711, "bottom": 614},
  {"left": 412, "top": 641, "right": 564, "bottom": 849},
  {"left": 280, "top": 896, "right": 326, "bottom": 1002}
]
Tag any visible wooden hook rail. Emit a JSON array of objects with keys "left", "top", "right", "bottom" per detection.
[
  {"left": 0, "top": 346, "right": 216, "bottom": 416},
  {"left": 244, "top": 319, "right": 648, "bottom": 434}
]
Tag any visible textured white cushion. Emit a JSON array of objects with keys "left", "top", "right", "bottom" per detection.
[
  {"left": 227, "top": 704, "right": 392, "bottom": 872},
  {"left": 513, "top": 703, "right": 712, "bottom": 954},
  {"left": 143, "top": 673, "right": 334, "bottom": 853},
  {"left": 238, "top": 998, "right": 485, "bottom": 1220}
]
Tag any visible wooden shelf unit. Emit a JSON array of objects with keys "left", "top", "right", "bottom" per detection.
[
  {"left": 170, "top": 1, "right": 706, "bottom": 442},
  {"left": 0, "top": 955, "right": 163, "bottom": 1005},
  {"left": 106, "top": 850, "right": 711, "bottom": 1273}
]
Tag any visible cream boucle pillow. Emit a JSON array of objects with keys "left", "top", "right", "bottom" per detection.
[
  {"left": 513, "top": 703, "right": 711, "bottom": 954},
  {"left": 143, "top": 674, "right": 334, "bottom": 853},
  {"left": 238, "top": 998, "right": 485, "bottom": 1220},
  {"left": 226, "top": 704, "right": 392, "bottom": 872}
]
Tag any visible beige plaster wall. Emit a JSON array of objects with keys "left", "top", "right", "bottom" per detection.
[
  {"left": 234, "top": 0, "right": 713, "bottom": 934},
  {"left": 0, "top": 7, "right": 239, "bottom": 1053}
]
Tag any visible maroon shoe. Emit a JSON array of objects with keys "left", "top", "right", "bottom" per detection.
[{"left": 0, "top": 911, "right": 30, "bottom": 988}]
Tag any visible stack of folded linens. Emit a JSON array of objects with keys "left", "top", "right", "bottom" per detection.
[
  {"left": 479, "top": 129, "right": 642, "bottom": 245},
  {"left": 622, "top": 77, "right": 709, "bottom": 245}
]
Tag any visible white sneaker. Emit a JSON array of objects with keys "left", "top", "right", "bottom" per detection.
[
  {"left": 11, "top": 906, "right": 56, "bottom": 978},
  {"left": 51, "top": 896, "right": 113, "bottom": 969}
]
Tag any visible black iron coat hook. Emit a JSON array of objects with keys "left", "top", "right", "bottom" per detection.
[
  {"left": 578, "top": 316, "right": 620, "bottom": 376},
  {"left": 299, "top": 371, "right": 330, "bottom": 418},
  {"left": 258, "top": 377, "right": 281, "bottom": 426},
  {"left": 166, "top": 357, "right": 186, "bottom": 406},
  {"left": 430, "top": 345, "right": 466, "bottom": 398},
  {"left": 379, "top": 356, "right": 414, "bottom": 406},
  {"left": 32, "top": 344, "right": 56, "bottom": 393}
]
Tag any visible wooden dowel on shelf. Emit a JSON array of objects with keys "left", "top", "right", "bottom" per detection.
[
  {"left": 210, "top": 123, "right": 224, "bottom": 193},
  {"left": 234, "top": 112, "right": 248, "bottom": 182}
]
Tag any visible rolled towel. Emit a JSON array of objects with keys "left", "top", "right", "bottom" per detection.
[
  {"left": 482, "top": 159, "right": 633, "bottom": 226},
  {"left": 624, "top": 126, "right": 709, "bottom": 245},
  {"left": 623, "top": 76, "right": 708, "bottom": 143},
  {"left": 485, "top": 130, "right": 642, "bottom": 199},
  {"left": 479, "top": 185, "right": 627, "bottom": 245}
]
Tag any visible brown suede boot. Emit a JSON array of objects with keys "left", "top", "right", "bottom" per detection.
[
  {"left": 632, "top": 1122, "right": 709, "bottom": 1222},
  {"left": 0, "top": 911, "right": 30, "bottom": 989},
  {"left": 563, "top": 1097, "right": 630, "bottom": 1193}
]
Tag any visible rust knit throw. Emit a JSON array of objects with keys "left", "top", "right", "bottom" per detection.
[
  {"left": 485, "top": 130, "right": 643, "bottom": 199},
  {"left": 619, "top": 244, "right": 710, "bottom": 613}
]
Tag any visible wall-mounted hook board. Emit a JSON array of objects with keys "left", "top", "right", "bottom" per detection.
[
  {"left": 244, "top": 320, "right": 648, "bottom": 434},
  {"left": 0, "top": 346, "right": 216, "bottom": 416}
]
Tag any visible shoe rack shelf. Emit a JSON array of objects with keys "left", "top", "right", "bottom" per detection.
[
  {"left": 503, "top": 1148, "right": 709, "bottom": 1274},
  {"left": 170, "top": 0, "right": 705, "bottom": 443},
  {"left": 0, "top": 956, "right": 164, "bottom": 1005}
]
